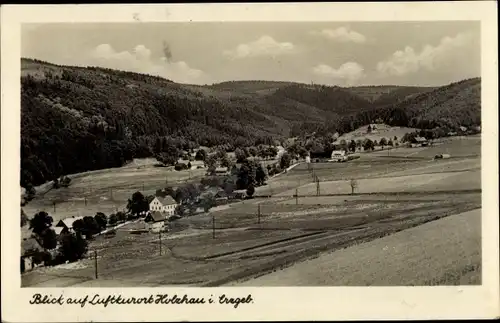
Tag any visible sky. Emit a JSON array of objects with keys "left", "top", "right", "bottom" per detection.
[{"left": 21, "top": 21, "right": 481, "bottom": 87}]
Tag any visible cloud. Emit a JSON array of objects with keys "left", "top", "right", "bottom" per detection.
[
  {"left": 312, "top": 62, "right": 365, "bottom": 85},
  {"left": 223, "top": 36, "right": 295, "bottom": 59},
  {"left": 376, "top": 32, "right": 473, "bottom": 76},
  {"left": 88, "top": 43, "right": 208, "bottom": 84},
  {"left": 310, "top": 27, "right": 366, "bottom": 43}
]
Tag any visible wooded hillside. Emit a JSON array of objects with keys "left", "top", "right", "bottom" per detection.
[{"left": 20, "top": 58, "right": 481, "bottom": 187}]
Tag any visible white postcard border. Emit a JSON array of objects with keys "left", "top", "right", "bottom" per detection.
[{"left": 1, "top": 2, "right": 498, "bottom": 321}]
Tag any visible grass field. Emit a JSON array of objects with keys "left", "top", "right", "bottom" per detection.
[
  {"left": 367, "top": 136, "right": 481, "bottom": 159},
  {"left": 21, "top": 159, "right": 207, "bottom": 239},
  {"left": 21, "top": 188, "right": 481, "bottom": 287},
  {"left": 21, "top": 136, "right": 482, "bottom": 287},
  {"left": 234, "top": 209, "right": 481, "bottom": 286},
  {"left": 336, "top": 124, "right": 417, "bottom": 143},
  {"left": 277, "top": 169, "right": 480, "bottom": 197}
]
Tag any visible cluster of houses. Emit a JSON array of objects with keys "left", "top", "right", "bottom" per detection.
[
  {"left": 409, "top": 136, "right": 429, "bottom": 148},
  {"left": 21, "top": 215, "right": 93, "bottom": 272}
]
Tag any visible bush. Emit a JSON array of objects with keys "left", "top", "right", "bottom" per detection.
[
  {"left": 246, "top": 184, "right": 255, "bottom": 198},
  {"left": 279, "top": 152, "right": 291, "bottom": 169},
  {"left": 108, "top": 214, "right": 118, "bottom": 225},
  {"left": 116, "top": 211, "right": 127, "bottom": 222},
  {"left": 174, "top": 163, "right": 188, "bottom": 171}
]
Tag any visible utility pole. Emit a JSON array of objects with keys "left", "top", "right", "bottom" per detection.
[
  {"left": 295, "top": 188, "right": 298, "bottom": 205},
  {"left": 212, "top": 215, "right": 215, "bottom": 239},
  {"left": 94, "top": 250, "right": 98, "bottom": 279},
  {"left": 53, "top": 202, "right": 56, "bottom": 213},
  {"left": 142, "top": 183, "right": 145, "bottom": 192},
  {"left": 84, "top": 197, "right": 87, "bottom": 206},
  {"left": 159, "top": 230, "right": 162, "bottom": 256},
  {"left": 316, "top": 180, "right": 320, "bottom": 196}
]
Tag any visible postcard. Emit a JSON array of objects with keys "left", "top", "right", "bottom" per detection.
[{"left": 1, "top": 2, "right": 498, "bottom": 321}]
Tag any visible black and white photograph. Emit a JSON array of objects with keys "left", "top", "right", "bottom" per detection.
[{"left": 2, "top": 2, "right": 499, "bottom": 322}]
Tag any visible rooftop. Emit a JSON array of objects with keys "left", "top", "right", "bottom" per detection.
[
  {"left": 154, "top": 195, "right": 177, "bottom": 205},
  {"left": 145, "top": 211, "right": 165, "bottom": 223},
  {"left": 56, "top": 216, "right": 84, "bottom": 229}
]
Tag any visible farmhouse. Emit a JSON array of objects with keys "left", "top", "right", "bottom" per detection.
[
  {"left": 53, "top": 227, "right": 64, "bottom": 236},
  {"left": 232, "top": 189, "right": 247, "bottom": 200},
  {"left": 149, "top": 196, "right": 178, "bottom": 216},
  {"left": 55, "top": 216, "right": 84, "bottom": 234},
  {"left": 329, "top": 150, "right": 348, "bottom": 162},
  {"left": 144, "top": 211, "right": 166, "bottom": 232},
  {"left": 414, "top": 137, "right": 428, "bottom": 147},
  {"left": 21, "top": 238, "right": 45, "bottom": 273}
]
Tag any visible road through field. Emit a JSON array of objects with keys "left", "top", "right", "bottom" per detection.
[{"left": 234, "top": 208, "right": 481, "bottom": 286}]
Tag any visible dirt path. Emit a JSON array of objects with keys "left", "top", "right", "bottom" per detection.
[{"left": 232, "top": 209, "right": 481, "bottom": 286}]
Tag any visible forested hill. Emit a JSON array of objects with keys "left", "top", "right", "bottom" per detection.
[
  {"left": 21, "top": 58, "right": 481, "bottom": 188},
  {"left": 342, "top": 77, "right": 481, "bottom": 131}
]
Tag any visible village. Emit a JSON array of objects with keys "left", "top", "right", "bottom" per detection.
[{"left": 20, "top": 122, "right": 479, "bottom": 280}]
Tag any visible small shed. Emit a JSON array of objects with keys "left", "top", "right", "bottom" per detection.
[
  {"left": 232, "top": 189, "right": 247, "bottom": 200},
  {"left": 144, "top": 211, "right": 166, "bottom": 232}
]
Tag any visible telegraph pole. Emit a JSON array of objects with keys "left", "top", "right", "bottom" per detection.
[
  {"left": 53, "top": 202, "right": 56, "bottom": 213},
  {"left": 84, "top": 197, "right": 87, "bottom": 206},
  {"left": 295, "top": 188, "right": 298, "bottom": 205},
  {"left": 94, "top": 250, "right": 98, "bottom": 279},
  {"left": 159, "top": 230, "right": 162, "bottom": 256},
  {"left": 212, "top": 215, "right": 215, "bottom": 239}
]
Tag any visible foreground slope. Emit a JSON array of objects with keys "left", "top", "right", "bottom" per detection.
[{"left": 234, "top": 209, "right": 481, "bottom": 286}]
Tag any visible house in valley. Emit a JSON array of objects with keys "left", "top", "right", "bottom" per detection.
[
  {"left": 21, "top": 238, "right": 45, "bottom": 273},
  {"left": 53, "top": 227, "right": 64, "bottom": 237},
  {"left": 329, "top": 150, "right": 348, "bottom": 162},
  {"left": 55, "top": 216, "right": 84, "bottom": 234},
  {"left": 414, "top": 136, "right": 428, "bottom": 147},
  {"left": 144, "top": 211, "right": 166, "bottom": 232},
  {"left": 232, "top": 189, "right": 247, "bottom": 200},
  {"left": 149, "top": 195, "right": 178, "bottom": 216}
]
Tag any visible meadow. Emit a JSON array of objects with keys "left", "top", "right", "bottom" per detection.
[{"left": 21, "top": 136, "right": 482, "bottom": 287}]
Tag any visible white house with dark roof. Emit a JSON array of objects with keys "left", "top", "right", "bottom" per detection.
[{"left": 149, "top": 195, "right": 178, "bottom": 216}]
